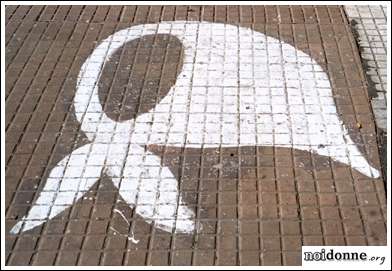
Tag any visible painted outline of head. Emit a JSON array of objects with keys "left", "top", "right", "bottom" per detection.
[{"left": 11, "top": 21, "right": 380, "bottom": 235}]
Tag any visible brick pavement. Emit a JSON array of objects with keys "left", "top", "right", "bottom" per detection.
[
  {"left": 345, "top": 5, "right": 387, "bottom": 131},
  {"left": 4, "top": 5, "right": 387, "bottom": 266},
  {"left": 344, "top": 5, "right": 388, "bottom": 181}
]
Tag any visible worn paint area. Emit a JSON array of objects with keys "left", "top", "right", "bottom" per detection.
[{"left": 10, "top": 21, "right": 381, "bottom": 235}]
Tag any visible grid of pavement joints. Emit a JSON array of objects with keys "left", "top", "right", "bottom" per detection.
[
  {"left": 344, "top": 5, "right": 388, "bottom": 182},
  {"left": 5, "top": 5, "right": 387, "bottom": 266},
  {"left": 344, "top": 5, "right": 387, "bottom": 131}
]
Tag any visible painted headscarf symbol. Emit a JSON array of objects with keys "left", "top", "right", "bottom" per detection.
[{"left": 11, "top": 21, "right": 380, "bottom": 235}]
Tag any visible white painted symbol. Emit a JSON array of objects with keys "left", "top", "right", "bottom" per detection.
[{"left": 11, "top": 21, "right": 380, "bottom": 235}]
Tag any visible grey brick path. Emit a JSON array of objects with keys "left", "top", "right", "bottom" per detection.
[{"left": 345, "top": 5, "right": 387, "bottom": 131}]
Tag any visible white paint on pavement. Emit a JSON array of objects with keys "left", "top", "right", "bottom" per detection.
[
  {"left": 109, "top": 226, "right": 139, "bottom": 244},
  {"left": 113, "top": 208, "right": 139, "bottom": 244},
  {"left": 11, "top": 21, "right": 380, "bottom": 235}
]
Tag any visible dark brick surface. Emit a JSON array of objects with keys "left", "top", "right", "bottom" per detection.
[{"left": 5, "top": 5, "right": 386, "bottom": 266}]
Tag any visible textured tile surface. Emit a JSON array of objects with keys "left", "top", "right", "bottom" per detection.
[
  {"left": 5, "top": 5, "right": 387, "bottom": 266},
  {"left": 345, "top": 5, "right": 387, "bottom": 131}
]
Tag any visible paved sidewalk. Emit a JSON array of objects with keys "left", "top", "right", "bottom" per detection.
[
  {"left": 345, "top": 5, "right": 387, "bottom": 131},
  {"left": 344, "top": 5, "right": 388, "bottom": 180},
  {"left": 4, "top": 5, "right": 387, "bottom": 266}
]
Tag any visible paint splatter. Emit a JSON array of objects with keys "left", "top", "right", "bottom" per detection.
[{"left": 112, "top": 209, "right": 139, "bottom": 244}]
